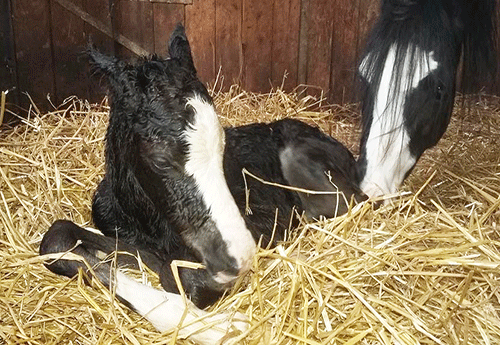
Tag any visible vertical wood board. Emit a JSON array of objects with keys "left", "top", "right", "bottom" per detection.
[
  {"left": 303, "top": 0, "right": 335, "bottom": 99},
  {"left": 215, "top": 0, "right": 243, "bottom": 86},
  {"left": 185, "top": 0, "right": 216, "bottom": 85},
  {"left": 4, "top": 0, "right": 500, "bottom": 113},
  {"left": 10, "top": 0, "right": 55, "bottom": 109},
  {"left": 241, "top": 0, "right": 274, "bottom": 92},
  {"left": 329, "top": 0, "right": 359, "bottom": 104},
  {"left": 271, "top": 0, "right": 301, "bottom": 91},
  {"left": 0, "top": 0, "right": 18, "bottom": 110},
  {"left": 51, "top": 0, "right": 89, "bottom": 104},
  {"left": 112, "top": 1, "right": 154, "bottom": 58},
  {"left": 153, "top": 3, "right": 185, "bottom": 56}
]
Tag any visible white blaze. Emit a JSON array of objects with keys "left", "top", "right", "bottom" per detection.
[
  {"left": 184, "top": 95, "right": 256, "bottom": 280},
  {"left": 359, "top": 45, "right": 438, "bottom": 197}
]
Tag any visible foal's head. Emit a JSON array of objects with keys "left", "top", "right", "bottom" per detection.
[
  {"left": 356, "top": 0, "right": 496, "bottom": 197},
  {"left": 89, "top": 25, "right": 256, "bottom": 289}
]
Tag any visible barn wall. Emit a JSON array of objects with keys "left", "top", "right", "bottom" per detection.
[{"left": 1, "top": 0, "right": 499, "bottom": 118}]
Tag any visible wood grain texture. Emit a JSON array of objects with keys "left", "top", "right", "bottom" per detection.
[
  {"left": 303, "top": 0, "right": 335, "bottom": 99},
  {"left": 0, "top": 0, "right": 18, "bottom": 111},
  {"left": 113, "top": 0, "right": 154, "bottom": 58},
  {"left": 241, "top": 0, "right": 273, "bottom": 92},
  {"left": 51, "top": 0, "right": 89, "bottom": 104},
  {"left": 351, "top": 0, "right": 380, "bottom": 102},
  {"left": 185, "top": 0, "right": 216, "bottom": 85},
  {"left": 153, "top": 3, "right": 185, "bottom": 56},
  {"left": 81, "top": 0, "right": 114, "bottom": 102},
  {"left": 11, "top": 0, "right": 55, "bottom": 109},
  {"left": 215, "top": 0, "right": 242, "bottom": 87},
  {"left": 271, "top": 0, "right": 301, "bottom": 91},
  {"left": 5, "top": 0, "right": 500, "bottom": 112},
  {"left": 297, "top": 0, "right": 310, "bottom": 86},
  {"left": 329, "top": 0, "right": 359, "bottom": 104}
]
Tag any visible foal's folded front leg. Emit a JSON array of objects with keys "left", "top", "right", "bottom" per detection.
[
  {"left": 114, "top": 270, "right": 248, "bottom": 344},
  {"left": 40, "top": 220, "right": 249, "bottom": 344}
]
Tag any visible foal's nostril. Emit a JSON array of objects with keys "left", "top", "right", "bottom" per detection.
[
  {"left": 203, "top": 253, "right": 241, "bottom": 287},
  {"left": 202, "top": 249, "right": 253, "bottom": 288},
  {"left": 207, "top": 262, "right": 241, "bottom": 287},
  {"left": 238, "top": 256, "right": 253, "bottom": 275},
  {"left": 212, "top": 270, "right": 238, "bottom": 286},
  {"left": 211, "top": 256, "right": 253, "bottom": 287}
]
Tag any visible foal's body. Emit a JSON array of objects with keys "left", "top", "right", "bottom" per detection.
[{"left": 40, "top": 25, "right": 363, "bottom": 343}]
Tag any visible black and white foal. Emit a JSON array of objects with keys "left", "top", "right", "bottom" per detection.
[
  {"left": 357, "top": 0, "right": 497, "bottom": 197},
  {"left": 40, "top": 25, "right": 363, "bottom": 343}
]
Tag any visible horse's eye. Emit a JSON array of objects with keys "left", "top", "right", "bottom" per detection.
[{"left": 436, "top": 83, "right": 444, "bottom": 100}]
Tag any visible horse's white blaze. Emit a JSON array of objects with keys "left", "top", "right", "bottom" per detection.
[
  {"left": 359, "top": 45, "right": 438, "bottom": 197},
  {"left": 113, "top": 271, "right": 248, "bottom": 344},
  {"left": 184, "top": 95, "right": 256, "bottom": 278}
]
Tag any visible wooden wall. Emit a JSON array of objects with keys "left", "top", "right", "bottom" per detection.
[
  {"left": 1, "top": 0, "right": 380, "bottom": 114},
  {"left": 1, "top": 0, "right": 498, "bottom": 117}
]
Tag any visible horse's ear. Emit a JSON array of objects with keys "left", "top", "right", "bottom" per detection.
[{"left": 168, "top": 23, "right": 196, "bottom": 73}]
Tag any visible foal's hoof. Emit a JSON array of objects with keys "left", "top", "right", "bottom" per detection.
[{"left": 191, "top": 310, "right": 249, "bottom": 345}]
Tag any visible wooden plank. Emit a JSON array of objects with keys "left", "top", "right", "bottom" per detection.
[
  {"left": 51, "top": 0, "right": 113, "bottom": 104},
  {"left": 134, "top": 0, "right": 193, "bottom": 3},
  {"left": 271, "top": 0, "right": 301, "bottom": 91},
  {"left": 11, "top": 0, "right": 55, "bottom": 110},
  {"left": 50, "top": 0, "right": 89, "bottom": 105},
  {"left": 328, "top": 0, "right": 359, "bottom": 104},
  {"left": 215, "top": 0, "right": 243, "bottom": 87},
  {"left": 352, "top": 0, "right": 380, "bottom": 102},
  {"left": 113, "top": 0, "right": 155, "bottom": 58},
  {"left": 53, "top": 0, "right": 149, "bottom": 56},
  {"left": 492, "top": 0, "right": 499, "bottom": 94},
  {"left": 356, "top": 0, "right": 380, "bottom": 57},
  {"left": 297, "top": 0, "right": 310, "bottom": 86},
  {"left": 81, "top": 0, "right": 114, "bottom": 102},
  {"left": 51, "top": 0, "right": 156, "bottom": 103},
  {"left": 303, "top": 0, "right": 335, "bottom": 100},
  {"left": 488, "top": 0, "right": 500, "bottom": 94},
  {"left": 185, "top": 0, "right": 216, "bottom": 86},
  {"left": 240, "top": 0, "right": 273, "bottom": 92},
  {"left": 80, "top": 0, "right": 113, "bottom": 53},
  {"left": 0, "top": 0, "right": 19, "bottom": 112},
  {"left": 153, "top": 3, "right": 185, "bottom": 56}
]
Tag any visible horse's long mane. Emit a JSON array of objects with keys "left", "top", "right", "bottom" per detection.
[
  {"left": 461, "top": 0, "right": 498, "bottom": 93},
  {"left": 359, "top": 0, "right": 497, "bottom": 125}
]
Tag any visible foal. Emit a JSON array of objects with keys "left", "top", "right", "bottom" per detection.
[{"left": 40, "top": 25, "right": 363, "bottom": 343}]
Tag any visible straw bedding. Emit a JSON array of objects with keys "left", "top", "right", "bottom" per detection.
[{"left": 0, "top": 88, "right": 499, "bottom": 345}]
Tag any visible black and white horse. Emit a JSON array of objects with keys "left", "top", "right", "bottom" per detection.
[
  {"left": 357, "top": 0, "right": 497, "bottom": 197},
  {"left": 40, "top": 25, "right": 363, "bottom": 343}
]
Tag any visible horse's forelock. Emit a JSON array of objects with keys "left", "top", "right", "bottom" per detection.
[{"left": 359, "top": 0, "right": 460, "bottom": 131}]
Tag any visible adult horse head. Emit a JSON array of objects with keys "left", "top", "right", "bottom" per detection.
[{"left": 357, "top": 0, "right": 497, "bottom": 197}]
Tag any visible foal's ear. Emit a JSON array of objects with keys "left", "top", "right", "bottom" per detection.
[
  {"left": 87, "top": 44, "right": 121, "bottom": 77},
  {"left": 168, "top": 23, "right": 196, "bottom": 73}
]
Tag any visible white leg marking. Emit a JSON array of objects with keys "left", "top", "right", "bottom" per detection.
[
  {"left": 359, "top": 45, "right": 439, "bottom": 197},
  {"left": 114, "top": 271, "right": 248, "bottom": 344},
  {"left": 83, "top": 227, "right": 105, "bottom": 235},
  {"left": 184, "top": 95, "right": 256, "bottom": 277}
]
